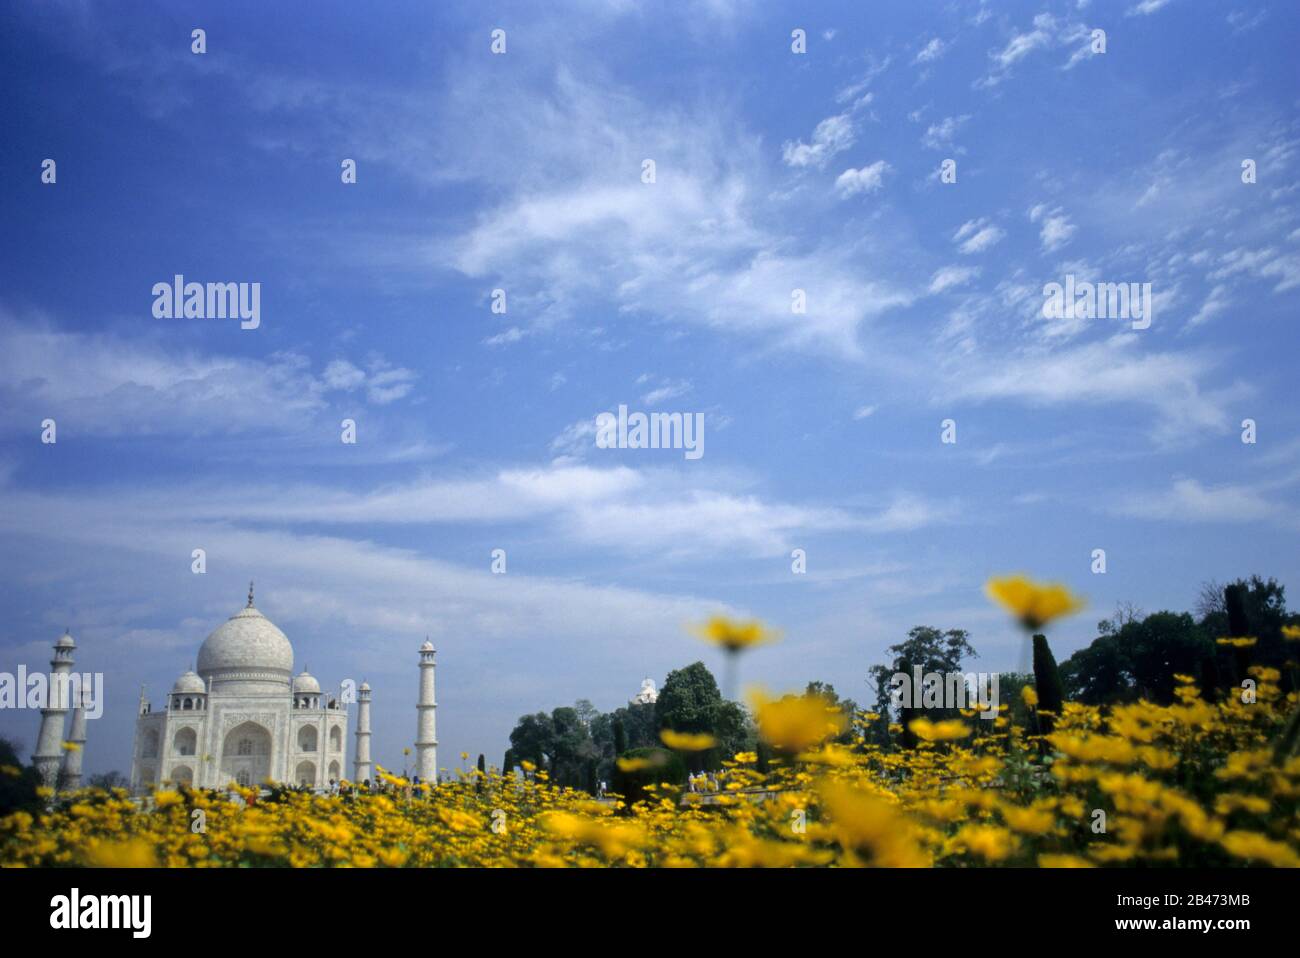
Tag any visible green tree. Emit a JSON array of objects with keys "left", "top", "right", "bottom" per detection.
[
  {"left": 868, "top": 627, "right": 978, "bottom": 749},
  {"left": 657, "top": 662, "right": 725, "bottom": 771},
  {"left": 0, "top": 739, "right": 41, "bottom": 817},
  {"left": 805, "top": 681, "right": 859, "bottom": 745},
  {"left": 507, "top": 712, "right": 555, "bottom": 774},
  {"left": 550, "top": 706, "right": 599, "bottom": 789},
  {"left": 1201, "top": 577, "right": 1294, "bottom": 692}
]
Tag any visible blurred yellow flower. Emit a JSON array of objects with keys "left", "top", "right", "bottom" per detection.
[
  {"left": 750, "top": 688, "right": 847, "bottom": 753},
  {"left": 985, "top": 575, "right": 1084, "bottom": 631},
  {"left": 659, "top": 730, "right": 716, "bottom": 751},
  {"left": 1220, "top": 831, "right": 1300, "bottom": 867},
  {"left": 909, "top": 718, "right": 971, "bottom": 742},
  {"left": 1282, "top": 624, "right": 1300, "bottom": 642},
  {"left": 83, "top": 838, "right": 158, "bottom": 868},
  {"left": 691, "top": 616, "right": 779, "bottom": 653}
]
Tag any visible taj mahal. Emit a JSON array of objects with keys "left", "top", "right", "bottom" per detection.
[{"left": 29, "top": 583, "right": 439, "bottom": 795}]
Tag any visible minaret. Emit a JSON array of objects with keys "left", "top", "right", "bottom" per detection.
[
  {"left": 353, "top": 681, "right": 372, "bottom": 783},
  {"left": 32, "top": 630, "right": 76, "bottom": 790},
  {"left": 60, "top": 688, "right": 88, "bottom": 791},
  {"left": 415, "top": 640, "right": 437, "bottom": 784}
]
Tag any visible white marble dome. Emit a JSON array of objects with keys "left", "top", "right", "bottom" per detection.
[
  {"left": 172, "top": 670, "right": 205, "bottom": 694},
  {"left": 292, "top": 670, "right": 321, "bottom": 694},
  {"left": 197, "top": 601, "right": 294, "bottom": 681}
]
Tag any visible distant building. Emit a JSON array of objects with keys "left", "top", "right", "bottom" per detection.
[{"left": 631, "top": 677, "right": 658, "bottom": 705}]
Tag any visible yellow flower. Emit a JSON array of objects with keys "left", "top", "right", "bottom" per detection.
[
  {"left": 750, "top": 688, "right": 847, "bottom": 753},
  {"left": 1282, "top": 624, "right": 1300, "bottom": 642},
  {"left": 985, "top": 575, "right": 1084, "bottom": 631},
  {"left": 908, "top": 718, "right": 971, "bottom": 742},
  {"left": 1216, "top": 636, "right": 1257, "bottom": 647},
  {"left": 659, "top": 730, "right": 716, "bottom": 751},
  {"left": 951, "top": 824, "right": 1017, "bottom": 862},
  {"left": 691, "top": 617, "right": 779, "bottom": 653},
  {"left": 1021, "top": 685, "right": 1038, "bottom": 708},
  {"left": 1220, "top": 831, "right": 1300, "bottom": 867},
  {"left": 615, "top": 756, "right": 653, "bottom": 772},
  {"left": 60, "top": 741, "right": 81, "bottom": 752},
  {"left": 1001, "top": 805, "right": 1056, "bottom": 836},
  {"left": 818, "top": 780, "right": 930, "bottom": 867},
  {"left": 83, "top": 838, "right": 159, "bottom": 868},
  {"left": 154, "top": 790, "right": 185, "bottom": 807},
  {"left": 1038, "top": 853, "right": 1094, "bottom": 868}
]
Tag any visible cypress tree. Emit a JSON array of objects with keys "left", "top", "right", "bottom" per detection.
[
  {"left": 1032, "top": 634, "right": 1065, "bottom": 734},
  {"left": 1224, "top": 583, "right": 1254, "bottom": 681},
  {"left": 613, "top": 718, "right": 627, "bottom": 756}
]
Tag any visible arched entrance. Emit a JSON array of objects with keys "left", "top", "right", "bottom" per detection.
[
  {"left": 296, "top": 760, "right": 317, "bottom": 786},
  {"left": 220, "top": 721, "right": 272, "bottom": 788}
]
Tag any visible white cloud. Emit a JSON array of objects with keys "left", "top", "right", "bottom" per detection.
[
  {"left": 835, "top": 160, "right": 890, "bottom": 197},
  {"left": 0, "top": 319, "right": 318, "bottom": 437},
  {"left": 1115, "top": 478, "right": 1288, "bottom": 524},
  {"left": 640, "top": 379, "right": 692, "bottom": 406},
  {"left": 1187, "top": 284, "right": 1232, "bottom": 328},
  {"left": 929, "top": 265, "right": 980, "bottom": 294},
  {"left": 1127, "top": 0, "right": 1173, "bottom": 16},
  {"left": 852, "top": 404, "right": 877, "bottom": 420},
  {"left": 922, "top": 115, "right": 971, "bottom": 151},
  {"left": 783, "top": 113, "right": 854, "bottom": 169},
  {"left": 944, "top": 334, "right": 1233, "bottom": 442},
  {"left": 1028, "top": 204, "right": 1077, "bottom": 252},
  {"left": 323, "top": 359, "right": 366, "bottom": 391},
  {"left": 441, "top": 75, "right": 911, "bottom": 359},
  {"left": 990, "top": 14, "right": 1055, "bottom": 69},
  {"left": 913, "top": 38, "right": 948, "bottom": 64},
  {"left": 953, "top": 218, "right": 1006, "bottom": 254}
]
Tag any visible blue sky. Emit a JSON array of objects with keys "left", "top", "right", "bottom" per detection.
[{"left": 2, "top": 0, "right": 1298, "bottom": 778}]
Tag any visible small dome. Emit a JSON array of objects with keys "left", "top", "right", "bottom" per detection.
[
  {"left": 420, "top": 640, "right": 434, "bottom": 652},
  {"left": 172, "top": 670, "right": 205, "bottom": 694},
  {"left": 359, "top": 681, "right": 371, "bottom": 691},
  {"left": 55, "top": 631, "right": 75, "bottom": 649},
  {"left": 293, "top": 670, "right": 321, "bottom": 694}
]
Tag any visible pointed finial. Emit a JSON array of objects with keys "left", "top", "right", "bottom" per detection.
[{"left": 247, "top": 580, "right": 255, "bottom": 608}]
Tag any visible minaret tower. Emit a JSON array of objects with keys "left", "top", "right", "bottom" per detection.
[
  {"left": 353, "top": 681, "right": 372, "bottom": 783},
  {"left": 60, "top": 688, "right": 88, "bottom": 791},
  {"left": 32, "top": 630, "right": 76, "bottom": 790},
  {"left": 415, "top": 640, "right": 437, "bottom": 784}
]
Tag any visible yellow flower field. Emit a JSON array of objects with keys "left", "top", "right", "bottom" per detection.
[{"left": 4, "top": 666, "right": 1298, "bottom": 868}]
